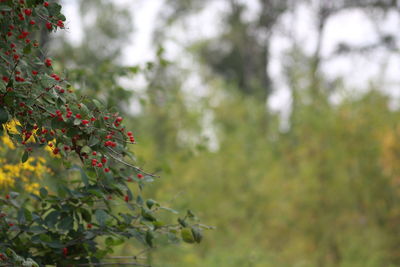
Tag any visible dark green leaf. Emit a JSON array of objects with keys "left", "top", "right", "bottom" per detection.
[{"left": 95, "top": 209, "right": 109, "bottom": 226}]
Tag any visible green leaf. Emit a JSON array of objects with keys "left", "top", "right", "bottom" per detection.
[
  {"left": 191, "top": 226, "right": 203, "bottom": 243},
  {"left": 47, "top": 241, "right": 64, "bottom": 248},
  {"left": 29, "top": 226, "right": 47, "bottom": 234},
  {"left": 21, "top": 151, "right": 29, "bottom": 163},
  {"left": 146, "top": 199, "right": 157, "bottom": 209},
  {"left": 23, "top": 44, "right": 32, "bottom": 55},
  {"left": 0, "top": 106, "right": 9, "bottom": 124},
  {"left": 0, "top": 5, "right": 12, "bottom": 11},
  {"left": 141, "top": 207, "right": 156, "bottom": 222},
  {"left": 88, "top": 135, "right": 100, "bottom": 146},
  {"left": 95, "top": 209, "right": 109, "bottom": 226},
  {"left": 160, "top": 206, "right": 179, "bottom": 214},
  {"left": 92, "top": 99, "right": 103, "bottom": 109},
  {"left": 80, "top": 208, "right": 91, "bottom": 222},
  {"left": 181, "top": 228, "right": 195, "bottom": 243},
  {"left": 145, "top": 231, "right": 154, "bottom": 247},
  {"left": 17, "top": 208, "right": 27, "bottom": 224},
  {"left": 80, "top": 169, "right": 89, "bottom": 187},
  {"left": 39, "top": 187, "right": 48, "bottom": 199},
  {"left": 45, "top": 211, "right": 60, "bottom": 228},
  {"left": 81, "top": 145, "right": 91, "bottom": 154},
  {"left": 178, "top": 218, "right": 188, "bottom": 227},
  {"left": 58, "top": 216, "right": 73, "bottom": 231}
]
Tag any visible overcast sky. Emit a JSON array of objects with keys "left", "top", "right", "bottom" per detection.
[{"left": 60, "top": 0, "right": 400, "bottom": 117}]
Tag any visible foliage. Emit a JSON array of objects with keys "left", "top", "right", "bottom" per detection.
[{"left": 0, "top": 1, "right": 205, "bottom": 266}]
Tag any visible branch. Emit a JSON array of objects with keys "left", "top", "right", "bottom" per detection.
[
  {"left": 76, "top": 263, "right": 150, "bottom": 267},
  {"left": 107, "top": 148, "right": 160, "bottom": 178}
]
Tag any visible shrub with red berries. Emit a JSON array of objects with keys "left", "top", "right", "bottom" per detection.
[{"left": 0, "top": 1, "right": 206, "bottom": 266}]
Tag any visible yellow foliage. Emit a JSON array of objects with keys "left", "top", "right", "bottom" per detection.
[
  {"left": 0, "top": 157, "right": 51, "bottom": 194},
  {"left": 1, "top": 134, "right": 15, "bottom": 150},
  {"left": 1, "top": 122, "right": 52, "bottom": 194}
]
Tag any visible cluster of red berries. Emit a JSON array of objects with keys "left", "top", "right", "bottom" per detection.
[
  {"left": 51, "top": 73, "right": 61, "bottom": 81},
  {"left": 45, "top": 58, "right": 52, "bottom": 67},
  {"left": 127, "top": 131, "right": 135, "bottom": 143},
  {"left": 90, "top": 155, "right": 110, "bottom": 172}
]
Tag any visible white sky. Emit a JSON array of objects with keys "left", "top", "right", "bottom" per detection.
[{"left": 60, "top": 0, "right": 400, "bottom": 115}]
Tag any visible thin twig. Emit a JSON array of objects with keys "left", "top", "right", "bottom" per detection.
[
  {"left": 76, "top": 262, "right": 150, "bottom": 267},
  {"left": 107, "top": 148, "right": 159, "bottom": 177}
]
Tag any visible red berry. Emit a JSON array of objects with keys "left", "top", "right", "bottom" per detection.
[
  {"left": 63, "top": 247, "right": 68, "bottom": 257},
  {"left": 92, "top": 151, "right": 97, "bottom": 156},
  {"left": 46, "top": 22, "right": 52, "bottom": 30},
  {"left": 127, "top": 131, "right": 133, "bottom": 136},
  {"left": 32, "top": 70, "right": 38, "bottom": 75},
  {"left": 29, "top": 20, "right": 36, "bottom": 25},
  {"left": 104, "top": 168, "right": 110, "bottom": 173},
  {"left": 101, "top": 158, "right": 107, "bottom": 163},
  {"left": 104, "top": 116, "right": 109, "bottom": 120},
  {"left": 45, "top": 58, "right": 52, "bottom": 67},
  {"left": 57, "top": 20, "right": 64, "bottom": 28},
  {"left": 53, "top": 148, "right": 60, "bottom": 155},
  {"left": 116, "top": 116, "right": 123, "bottom": 122},
  {"left": 82, "top": 119, "right": 89, "bottom": 125},
  {"left": 24, "top": 9, "right": 32, "bottom": 16},
  {"left": 75, "top": 114, "right": 81, "bottom": 119},
  {"left": 44, "top": 2, "right": 49, "bottom": 7},
  {"left": 97, "top": 163, "right": 103, "bottom": 168},
  {"left": 5, "top": 194, "right": 10, "bottom": 200},
  {"left": 124, "top": 195, "right": 129, "bottom": 202},
  {"left": 8, "top": 223, "right": 14, "bottom": 227},
  {"left": 2, "top": 76, "right": 8, "bottom": 83},
  {"left": 137, "top": 173, "right": 143, "bottom": 179},
  {"left": 87, "top": 223, "right": 92, "bottom": 229},
  {"left": 90, "top": 117, "right": 96, "bottom": 122}
]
